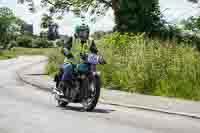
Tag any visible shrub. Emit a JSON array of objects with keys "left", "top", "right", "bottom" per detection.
[
  {"left": 56, "top": 40, "right": 65, "bottom": 47},
  {"left": 7, "top": 41, "right": 17, "bottom": 50},
  {"left": 32, "top": 38, "right": 53, "bottom": 48},
  {"left": 16, "top": 36, "right": 32, "bottom": 48}
]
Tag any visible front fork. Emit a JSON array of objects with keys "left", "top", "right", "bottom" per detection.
[{"left": 80, "top": 75, "right": 89, "bottom": 101}]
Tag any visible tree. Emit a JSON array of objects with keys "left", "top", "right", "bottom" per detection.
[
  {"left": 0, "top": 7, "right": 28, "bottom": 49},
  {"left": 0, "top": 7, "right": 16, "bottom": 48},
  {"left": 48, "top": 23, "right": 59, "bottom": 41},
  {"left": 18, "top": 0, "right": 162, "bottom": 32},
  {"left": 114, "top": 0, "right": 162, "bottom": 32},
  {"left": 40, "top": 13, "right": 59, "bottom": 41},
  {"left": 17, "top": 0, "right": 36, "bottom": 13},
  {"left": 181, "top": 16, "right": 200, "bottom": 31},
  {"left": 41, "top": 13, "right": 53, "bottom": 29},
  {"left": 0, "top": 7, "right": 14, "bottom": 17}
]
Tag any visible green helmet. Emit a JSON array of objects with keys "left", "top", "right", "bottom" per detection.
[{"left": 75, "top": 23, "right": 90, "bottom": 41}]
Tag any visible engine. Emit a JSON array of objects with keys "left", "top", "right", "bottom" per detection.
[{"left": 64, "top": 81, "right": 80, "bottom": 102}]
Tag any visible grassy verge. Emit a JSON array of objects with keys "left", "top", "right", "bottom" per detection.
[
  {"left": 0, "top": 47, "right": 56, "bottom": 60},
  {"left": 0, "top": 51, "right": 16, "bottom": 60},
  {"left": 98, "top": 33, "right": 200, "bottom": 101},
  {"left": 45, "top": 48, "right": 64, "bottom": 77},
  {"left": 46, "top": 33, "right": 200, "bottom": 101},
  {"left": 0, "top": 47, "right": 62, "bottom": 77}
]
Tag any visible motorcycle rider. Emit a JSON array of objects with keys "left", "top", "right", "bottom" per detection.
[{"left": 54, "top": 18, "right": 98, "bottom": 98}]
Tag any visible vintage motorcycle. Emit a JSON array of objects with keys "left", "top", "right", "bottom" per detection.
[{"left": 52, "top": 53, "right": 106, "bottom": 111}]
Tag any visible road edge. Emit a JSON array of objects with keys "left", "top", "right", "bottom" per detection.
[
  {"left": 16, "top": 60, "right": 200, "bottom": 120},
  {"left": 16, "top": 59, "right": 51, "bottom": 92}
]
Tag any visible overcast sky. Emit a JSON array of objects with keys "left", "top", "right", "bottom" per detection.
[{"left": 0, "top": 0, "right": 199, "bottom": 35}]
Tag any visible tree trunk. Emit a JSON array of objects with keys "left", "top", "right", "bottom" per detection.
[
  {"left": 111, "top": 0, "right": 119, "bottom": 16},
  {"left": 111, "top": 0, "right": 121, "bottom": 31}
]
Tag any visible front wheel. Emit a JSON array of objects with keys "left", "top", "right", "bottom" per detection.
[{"left": 84, "top": 76, "right": 101, "bottom": 111}]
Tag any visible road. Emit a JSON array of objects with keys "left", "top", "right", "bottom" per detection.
[{"left": 0, "top": 56, "right": 200, "bottom": 133}]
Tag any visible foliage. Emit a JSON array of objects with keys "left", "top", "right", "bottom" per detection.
[
  {"left": 16, "top": 36, "right": 33, "bottom": 48},
  {"left": 55, "top": 39, "right": 65, "bottom": 47},
  {"left": 7, "top": 41, "right": 18, "bottom": 50},
  {"left": 41, "top": 13, "right": 54, "bottom": 29},
  {"left": 32, "top": 38, "right": 54, "bottom": 48},
  {"left": 0, "top": 7, "right": 16, "bottom": 49},
  {"left": 98, "top": 33, "right": 200, "bottom": 100},
  {"left": 47, "top": 24, "right": 59, "bottom": 41},
  {"left": 46, "top": 32, "right": 200, "bottom": 100},
  {"left": 114, "top": 0, "right": 162, "bottom": 32},
  {"left": 15, "top": 36, "right": 54, "bottom": 48},
  {"left": 149, "top": 24, "right": 181, "bottom": 40},
  {"left": 19, "top": 0, "right": 162, "bottom": 32},
  {"left": 91, "top": 31, "right": 112, "bottom": 40},
  {"left": 46, "top": 48, "right": 64, "bottom": 76},
  {"left": 17, "top": 0, "right": 36, "bottom": 13},
  {"left": 0, "top": 7, "right": 14, "bottom": 17},
  {"left": 0, "top": 7, "right": 27, "bottom": 49},
  {"left": 180, "top": 16, "right": 200, "bottom": 31},
  {"left": 40, "top": 13, "right": 59, "bottom": 41}
]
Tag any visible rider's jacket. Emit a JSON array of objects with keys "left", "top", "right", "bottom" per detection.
[{"left": 63, "top": 37, "right": 98, "bottom": 64}]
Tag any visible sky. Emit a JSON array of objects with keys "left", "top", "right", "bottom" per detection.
[{"left": 0, "top": 0, "right": 200, "bottom": 35}]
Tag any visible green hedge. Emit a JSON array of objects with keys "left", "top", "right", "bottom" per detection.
[
  {"left": 13, "top": 36, "right": 54, "bottom": 48},
  {"left": 32, "top": 38, "right": 53, "bottom": 48}
]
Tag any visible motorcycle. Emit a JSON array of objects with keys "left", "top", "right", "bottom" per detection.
[{"left": 52, "top": 53, "right": 106, "bottom": 111}]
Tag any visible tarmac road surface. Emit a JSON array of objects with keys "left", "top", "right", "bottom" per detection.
[{"left": 0, "top": 56, "right": 200, "bottom": 133}]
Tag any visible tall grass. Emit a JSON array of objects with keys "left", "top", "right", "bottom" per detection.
[
  {"left": 45, "top": 33, "right": 200, "bottom": 100},
  {"left": 97, "top": 33, "right": 200, "bottom": 101},
  {"left": 45, "top": 48, "right": 64, "bottom": 77}
]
